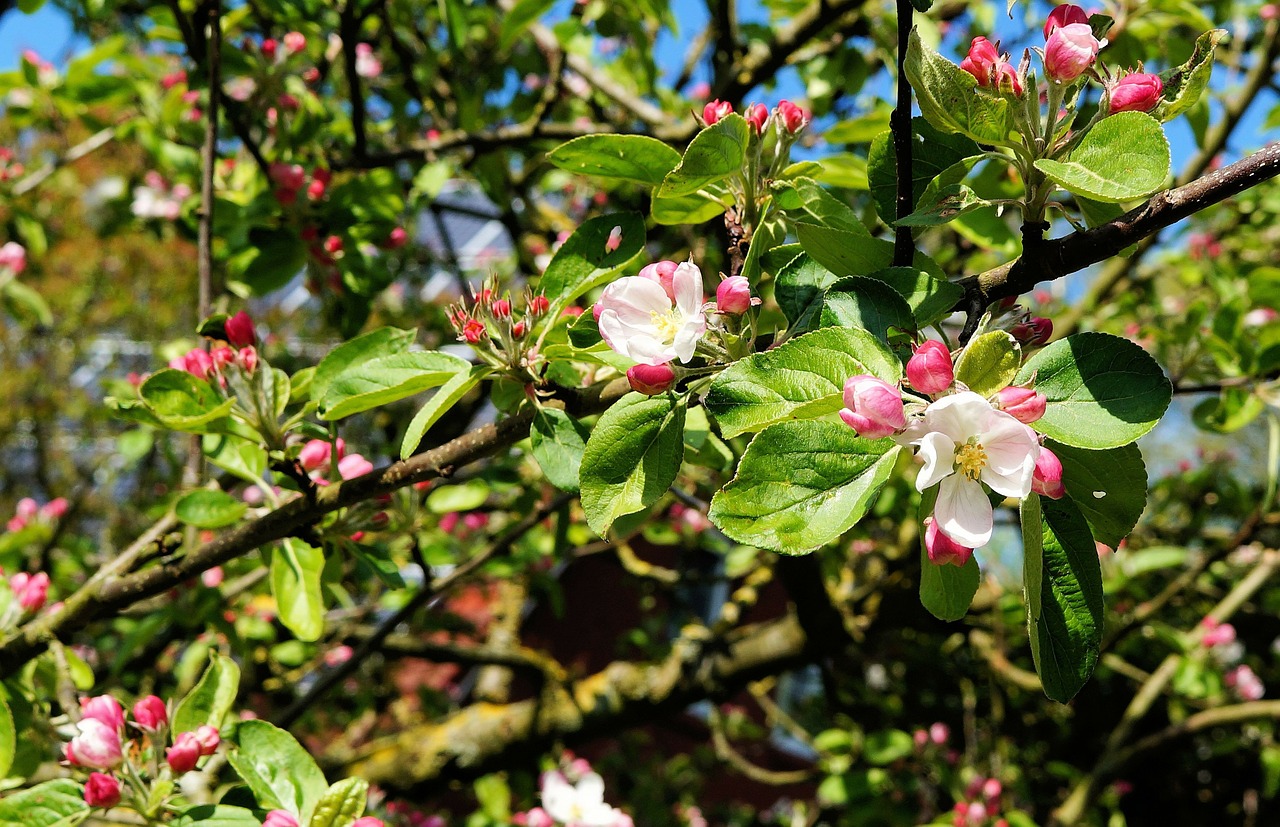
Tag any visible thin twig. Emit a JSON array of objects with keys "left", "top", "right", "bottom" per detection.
[{"left": 891, "top": 0, "right": 915, "bottom": 267}]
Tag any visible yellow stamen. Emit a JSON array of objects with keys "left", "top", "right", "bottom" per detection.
[
  {"left": 955, "top": 441, "right": 987, "bottom": 480},
  {"left": 649, "top": 309, "right": 681, "bottom": 343}
]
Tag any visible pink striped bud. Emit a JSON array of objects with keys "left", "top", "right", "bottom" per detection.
[
  {"left": 132, "top": 695, "right": 169, "bottom": 731},
  {"left": 775, "top": 100, "right": 807, "bottom": 133},
  {"left": 925, "top": 517, "right": 974, "bottom": 567},
  {"left": 1044, "top": 23, "right": 1100, "bottom": 83},
  {"left": 166, "top": 731, "right": 202, "bottom": 773},
  {"left": 745, "top": 103, "right": 768, "bottom": 134},
  {"left": 905, "top": 340, "right": 954, "bottom": 394},
  {"left": 1044, "top": 4, "right": 1089, "bottom": 38},
  {"left": 1012, "top": 316, "right": 1053, "bottom": 347},
  {"left": 81, "top": 696, "right": 125, "bottom": 732},
  {"left": 1200, "top": 617, "right": 1237, "bottom": 648},
  {"left": 65, "top": 718, "right": 123, "bottom": 769},
  {"left": 263, "top": 812, "right": 300, "bottom": 827},
  {"left": 1032, "top": 447, "right": 1065, "bottom": 499},
  {"left": 1108, "top": 73, "right": 1162, "bottom": 114},
  {"left": 283, "top": 32, "right": 306, "bottom": 54},
  {"left": 83, "top": 772, "right": 121, "bottom": 809},
  {"left": 839, "top": 375, "right": 906, "bottom": 439},
  {"left": 716, "top": 276, "right": 753, "bottom": 315},
  {"left": 351, "top": 819, "right": 385, "bottom": 827},
  {"left": 702, "top": 99, "right": 733, "bottom": 125},
  {"left": 338, "top": 453, "right": 374, "bottom": 480},
  {"left": 995, "top": 386, "right": 1046, "bottom": 424},
  {"left": 637, "top": 260, "right": 679, "bottom": 301},
  {"left": 193, "top": 724, "right": 220, "bottom": 755},
  {"left": 627, "top": 363, "right": 676, "bottom": 396},
  {"left": 10, "top": 571, "right": 49, "bottom": 612}
]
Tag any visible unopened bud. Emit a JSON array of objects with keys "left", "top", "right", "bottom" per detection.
[
  {"left": 1108, "top": 73, "right": 1163, "bottom": 114},
  {"left": 224, "top": 310, "right": 256, "bottom": 347},
  {"left": 1043, "top": 4, "right": 1089, "bottom": 38},
  {"left": 745, "top": 103, "right": 768, "bottom": 134},
  {"left": 1012, "top": 316, "right": 1053, "bottom": 346},
  {"left": 627, "top": 363, "right": 677, "bottom": 395},
  {"left": 1032, "top": 447, "right": 1066, "bottom": 499},
  {"left": 905, "top": 340, "right": 954, "bottom": 395},
  {"left": 702, "top": 99, "right": 733, "bottom": 125},
  {"left": 840, "top": 375, "right": 906, "bottom": 438},
  {"left": 775, "top": 100, "right": 807, "bottom": 133},
  {"left": 716, "top": 276, "right": 753, "bottom": 315},
  {"left": 924, "top": 518, "right": 974, "bottom": 566},
  {"left": 995, "top": 385, "right": 1046, "bottom": 424}
]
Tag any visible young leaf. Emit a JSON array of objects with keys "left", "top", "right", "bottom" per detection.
[
  {"left": 771, "top": 177, "right": 870, "bottom": 235},
  {"left": 174, "top": 490, "right": 247, "bottom": 529},
  {"left": 547, "top": 134, "right": 682, "bottom": 187},
  {"left": 399, "top": 366, "right": 491, "bottom": 459},
  {"left": 139, "top": 369, "right": 236, "bottom": 432},
  {"left": 1015, "top": 332, "right": 1172, "bottom": 449},
  {"left": 904, "top": 28, "right": 1017, "bottom": 147},
  {"left": 709, "top": 421, "right": 900, "bottom": 554},
  {"left": 0, "top": 696, "right": 13, "bottom": 779},
  {"left": 705, "top": 326, "right": 902, "bottom": 438},
  {"left": 531, "top": 407, "right": 592, "bottom": 493},
  {"left": 1034, "top": 112, "right": 1171, "bottom": 203},
  {"left": 0, "top": 779, "right": 88, "bottom": 827},
  {"left": 172, "top": 806, "right": 263, "bottom": 827},
  {"left": 795, "top": 223, "right": 894, "bottom": 279},
  {"left": 1028, "top": 495, "right": 1104, "bottom": 703},
  {"left": 579, "top": 393, "right": 686, "bottom": 536},
  {"left": 269, "top": 539, "right": 326, "bottom": 642},
  {"left": 308, "top": 777, "right": 368, "bottom": 827},
  {"left": 657, "top": 114, "right": 751, "bottom": 199},
  {"left": 319, "top": 351, "right": 470, "bottom": 420},
  {"left": 227, "top": 719, "right": 329, "bottom": 821},
  {"left": 918, "top": 485, "right": 980, "bottom": 621},
  {"left": 172, "top": 651, "right": 241, "bottom": 736},
  {"left": 954, "top": 331, "right": 1020, "bottom": 397},
  {"left": 538, "top": 212, "right": 646, "bottom": 309},
  {"left": 311, "top": 327, "right": 417, "bottom": 404},
  {"left": 1153, "top": 29, "right": 1227, "bottom": 124}
]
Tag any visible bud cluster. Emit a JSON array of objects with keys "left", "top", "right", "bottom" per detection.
[{"left": 447, "top": 280, "right": 549, "bottom": 371}]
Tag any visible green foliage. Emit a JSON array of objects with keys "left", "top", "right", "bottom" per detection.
[
  {"left": 319, "top": 351, "right": 471, "bottom": 421},
  {"left": 904, "top": 29, "right": 1016, "bottom": 147},
  {"left": 538, "top": 213, "right": 647, "bottom": 311},
  {"left": 309, "top": 778, "right": 369, "bottom": 827},
  {"left": 270, "top": 539, "right": 327, "bottom": 642},
  {"left": 175, "top": 489, "right": 248, "bottom": 528},
  {"left": 227, "top": 719, "right": 329, "bottom": 820},
  {"left": 953, "top": 331, "right": 1020, "bottom": 397},
  {"left": 547, "top": 135, "right": 682, "bottom": 186},
  {"left": 530, "top": 407, "right": 591, "bottom": 493},
  {"left": 172, "top": 652, "right": 241, "bottom": 736},
  {"left": 1035, "top": 112, "right": 1171, "bottom": 203},
  {"left": 0, "top": 779, "right": 88, "bottom": 826},
  {"left": 657, "top": 115, "right": 750, "bottom": 198}
]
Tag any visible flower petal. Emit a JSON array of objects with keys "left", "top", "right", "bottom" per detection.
[
  {"left": 921, "top": 391, "right": 992, "bottom": 443},
  {"left": 934, "top": 474, "right": 992, "bottom": 548},
  {"left": 980, "top": 411, "right": 1040, "bottom": 497},
  {"left": 915, "top": 430, "right": 956, "bottom": 491},
  {"left": 672, "top": 262, "right": 704, "bottom": 317}
]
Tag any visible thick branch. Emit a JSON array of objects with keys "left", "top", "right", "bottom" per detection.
[{"left": 891, "top": 0, "right": 914, "bottom": 266}]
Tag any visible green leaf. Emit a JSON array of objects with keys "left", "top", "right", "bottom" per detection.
[
  {"left": 0, "top": 696, "right": 12, "bottom": 779},
  {"left": 1027, "top": 495, "right": 1104, "bottom": 703},
  {"left": 1015, "top": 332, "right": 1172, "bottom": 449},
  {"left": 796, "top": 223, "right": 894, "bottom": 279},
  {"left": 705, "top": 326, "right": 901, "bottom": 439},
  {"left": 772, "top": 177, "right": 869, "bottom": 235},
  {"left": 270, "top": 539, "right": 326, "bottom": 642},
  {"left": 320, "top": 351, "right": 470, "bottom": 420},
  {"left": 426, "top": 480, "right": 490, "bottom": 513},
  {"left": 863, "top": 730, "right": 915, "bottom": 765},
  {"left": 1048, "top": 440, "right": 1147, "bottom": 548},
  {"left": 311, "top": 327, "right": 417, "bottom": 404},
  {"left": 709, "top": 421, "right": 900, "bottom": 554},
  {"left": 868, "top": 120, "right": 979, "bottom": 225},
  {"left": 139, "top": 369, "right": 236, "bottom": 432},
  {"left": 17, "top": 0, "right": 48, "bottom": 12},
  {"left": 204, "top": 434, "right": 269, "bottom": 486},
  {"left": 227, "top": 230, "right": 307, "bottom": 295},
  {"left": 920, "top": 547, "right": 981, "bottom": 621},
  {"left": 775, "top": 252, "right": 835, "bottom": 329},
  {"left": 579, "top": 393, "right": 686, "bottom": 536},
  {"left": 531, "top": 408, "right": 592, "bottom": 493},
  {"left": 1034, "top": 112, "right": 1170, "bottom": 203},
  {"left": 498, "top": 0, "right": 557, "bottom": 51},
  {"left": 539, "top": 213, "right": 646, "bottom": 309},
  {"left": 651, "top": 188, "right": 732, "bottom": 225},
  {"left": 399, "top": 366, "right": 490, "bottom": 459},
  {"left": 2, "top": 281, "right": 53, "bottom": 327},
  {"left": 904, "top": 28, "right": 1017, "bottom": 146},
  {"left": 175, "top": 490, "right": 247, "bottom": 529},
  {"left": 954, "top": 331, "right": 1019, "bottom": 397},
  {"left": 897, "top": 183, "right": 991, "bottom": 227},
  {"left": 819, "top": 276, "right": 918, "bottom": 341},
  {"left": 1153, "top": 29, "right": 1226, "bottom": 123},
  {"left": 172, "top": 651, "right": 241, "bottom": 737},
  {"left": 1192, "top": 388, "right": 1264, "bottom": 434},
  {"left": 1021, "top": 493, "right": 1044, "bottom": 627},
  {"left": 172, "top": 806, "right": 262, "bottom": 827},
  {"left": 227, "top": 719, "right": 328, "bottom": 821},
  {"left": 547, "top": 134, "right": 682, "bottom": 187},
  {"left": 868, "top": 266, "right": 963, "bottom": 328},
  {"left": 308, "top": 777, "right": 368, "bottom": 827},
  {"left": 0, "top": 780, "right": 88, "bottom": 827},
  {"left": 657, "top": 114, "right": 751, "bottom": 198}
]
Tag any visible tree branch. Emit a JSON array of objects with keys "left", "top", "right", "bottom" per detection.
[{"left": 891, "top": 0, "right": 914, "bottom": 267}]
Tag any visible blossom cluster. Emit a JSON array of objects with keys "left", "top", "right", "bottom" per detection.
[
  {"left": 131, "top": 171, "right": 193, "bottom": 221},
  {"left": 840, "top": 326, "right": 1063, "bottom": 566},
  {"left": 169, "top": 309, "right": 259, "bottom": 382},
  {"left": 447, "top": 280, "right": 554, "bottom": 375},
  {"left": 64, "top": 694, "right": 220, "bottom": 811},
  {"left": 702, "top": 98, "right": 808, "bottom": 137},
  {"left": 513, "top": 755, "right": 633, "bottom": 827}
]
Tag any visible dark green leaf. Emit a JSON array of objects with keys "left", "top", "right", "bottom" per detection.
[
  {"left": 1049, "top": 440, "right": 1147, "bottom": 548},
  {"left": 818, "top": 276, "right": 918, "bottom": 341},
  {"left": 657, "top": 114, "right": 750, "bottom": 198},
  {"left": 579, "top": 394, "right": 686, "bottom": 535},
  {"left": 269, "top": 540, "right": 326, "bottom": 642},
  {"left": 531, "top": 408, "right": 591, "bottom": 493},
  {"left": 547, "top": 134, "right": 682, "bottom": 187},
  {"left": 539, "top": 213, "right": 646, "bottom": 309},
  {"left": 227, "top": 719, "right": 328, "bottom": 821}
]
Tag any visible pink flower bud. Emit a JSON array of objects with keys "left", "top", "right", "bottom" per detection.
[
  {"left": 354, "top": 43, "right": 382, "bottom": 78},
  {"left": 173, "top": 347, "right": 215, "bottom": 379},
  {"left": 263, "top": 811, "right": 301, "bottom": 827},
  {"left": 925, "top": 517, "right": 974, "bottom": 566},
  {"left": 193, "top": 724, "right": 220, "bottom": 755},
  {"left": 529, "top": 295, "right": 550, "bottom": 315},
  {"left": 65, "top": 718, "right": 124, "bottom": 769},
  {"left": 463, "top": 318, "right": 487, "bottom": 344},
  {"left": 132, "top": 695, "right": 169, "bottom": 731},
  {"left": 512, "top": 320, "right": 527, "bottom": 338},
  {"left": 1011, "top": 316, "right": 1053, "bottom": 346},
  {"left": 351, "top": 819, "right": 385, "bottom": 827},
  {"left": 1200, "top": 617, "right": 1237, "bottom": 648},
  {"left": 627, "top": 363, "right": 676, "bottom": 395},
  {"left": 492, "top": 298, "right": 512, "bottom": 318},
  {"left": 839, "top": 375, "right": 906, "bottom": 439},
  {"left": 995, "top": 386, "right": 1047, "bottom": 424},
  {"left": 283, "top": 32, "right": 306, "bottom": 54},
  {"left": 905, "top": 340, "right": 954, "bottom": 394},
  {"left": 1044, "top": 4, "right": 1089, "bottom": 38},
  {"left": 716, "top": 276, "right": 753, "bottom": 315},
  {"left": 605, "top": 225, "right": 622, "bottom": 253},
  {"left": 745, "top": 103, "right": 768, "bottom": 133},
  {"left": 298, "top": 439, "right": 332, "bottom": 471},
  {"left": 929, "top": 721, "right": 950, "bottom": 744},
  {"left": 524, "top": 809, "right": 555, "bottom": 827},
  {"left": 385, "top": 227, "right": 408, "bottom": 248},
  {"left": 775, "top": 100, "right": 807, "bottom": 133},
  {"left": 83, "top": 772, "right": 121, "bottom": 809},
  {"left": 1044, "top": 23, "right": 1100, "bottom": 83},
  {"left": 323, "top": 235, "right": 343, "bottom": 255},
  {"left": 637, "top": 260, "right": 679, "bottom": 301},
  {"left": 166, "top": 731, "right": 202, "bottom": 773},
  {"left": 338, "top": 453, "right": 374, "bottom": 480},
  {"left": 983, "top": 777, "right": 1003, "bottom": 801},
  {"left": 15, "top": 497, "right": 37, "bottom": 520},
  {"left": 1226, "top": 664, "right": 1265, "bottom": 700},
  {"left": 10, "top": 571, "right": 49, "bottom": 612},
  {"left": 41, "top": 497, "right": 68, "bottom": 520},
  {"left": 268, "top": 163, "right": 306, "bottom": 192},
  {"left": 1032, "top": 447, "right": 1066, "bottom": 499},
  {"left": 324, "top": 644, "right": 354, "bottom": 667},
  {"left": 237, "top": 346, "right": 258, "bottom": 374},
  {"left": 81, "top": 696, "right": 126, "bottom": 732},
  {"left": 0, "top": 241, "right": 27, "bottom": 274},
  {"left": 261, "top": 38, "right": 278, "bottom": 60},
  {"left": 211, "top": 346, "right": 235, "bottom": 370},
  {"left": 702, "top": 99, "right": 733, "bottom": 125},
  {"left": 202, "top": 566, "right": 224, "bottom": 587},
  {"left": 1108, "top": 72, "right": 1163, "bottom": 114},
  {"left": 913, "top": 729, "right": 929, "bottom": 748}
]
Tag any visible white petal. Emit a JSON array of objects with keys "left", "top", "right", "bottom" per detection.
[
  {"left": 934, "top": 474, "right": 992, "bottom": 548},
  {"left": 600, "top": 277, "right": 670, "bottom": 318},
  {"left": 672, "top": 262, "right": 704, "bottom": 317},
  {"left": 576, "top": 773, "right": 606, "bottom": 806},
  {"left": 672, "top": 314, "right": 707, "bottom": 363},
  {"left": 980, "top": 412, "right": 1040, "bottom": 497},
  {"left": 922, "top": 391, "right": 992, "bottom": 443},
  {"left": 914, "top": 430, "right": 956, "bottom": 491}
]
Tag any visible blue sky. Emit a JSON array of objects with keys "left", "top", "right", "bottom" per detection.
[{"left": 0, "top": 5, "right": 78, "bottom": 69}]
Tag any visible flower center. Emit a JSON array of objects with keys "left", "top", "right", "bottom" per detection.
[
  {"left": 649, "top": 308, "right": 682, "bottom": 343},
  {"left": 955, "top": 441, "right": 987, "bottom": 480}
]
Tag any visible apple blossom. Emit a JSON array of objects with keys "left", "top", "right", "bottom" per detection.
[
  {"left": 283, "top": 31, "right": 306, "bottom": 54},
  {"left": 83, "top": 772, "right": 121, "bottom": 808},
  {"left": 627, "top": 363, "right": 676, "bottom": 395},
  {"left": 839, "top": 375, "right": 906, "bottom": 439},
  {"left": 354, "top": 43, "right": 382, "bottom": 78},
  {"left": 905, "top": 340, "right": 954, "bottom": 394},
  {"left": 1032, "top": 447, "right": 1066, "bottom": 499},
  {"left": 338, "top": 453, "right": 374, "bottom": 480},
  {"left": 299, "top": 438, "right": 341, "bottom": 471},
  {"left": 81, "top": 695, "right": 126, "bottom": 731},
  {"left": 924, "top": 516, "right": 975, "bottom": 567},
  {"left": 906, "top": 392, "right": 1041, "bottom": 548},
  {"left": 41, "top": 497, "right": 68, "bottom": 519},
  {"left": 1201, "top": 617, "right": 1237, "bottom": 648},
  {"left": 1044, "top": 23, "right": 1100, "bottom": 83},
  {"left": 995, "top": 386, "right": 1047, "bottom": 424},
  {"left": 1108, "top": 72, "right": 1163, "bottom": 114},
  {"left": 960, "top": 37, "right": 1023, "bottom": 96},
  {"left": 745, "top": 102, "right": 768, "bottom": 133},
  {"left": 775, "top": 100, "right": 807, "bottom": 133},
  {"left": 1044, "top": 4, "right": 1089, "bottom": 38},
  {"left": 10, "top": 571, "right": 49, "bottom": 612},
  {"left": 522, "top": 809, "right": 555, "bottom": 827},
  {"left": 167, "top": 731, "right": 202, "bottom": 773},
  {"left": 715, "top": 275, "right": 753, "bottom": 315},
  {"left": 0, "top": 241, "right": 26, "bottom": 274},
  {"left": 193, "top": 724, "right": 221, "bottom": 755},
  {"left": 133, "top": 695, "right": 169, "bottom": 731},
  {"left": 263, "top": 811, "right": 301, "bottom": 827},
  {"left": 597, "top": 261, "right": 707, "bottom": 366},
  {"left": 542, "top": 771, "right": 627, "bottom": 827},
  {"left": 702, "top": 99, "right": 733, "bottom": 124},
  {"left": 65, "top": 718, "right": 124, "bottom": 769}
]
